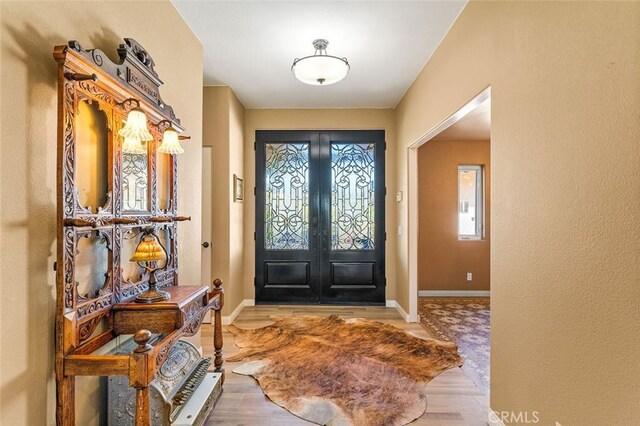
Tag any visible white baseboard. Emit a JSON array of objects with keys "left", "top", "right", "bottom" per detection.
[
  {"left": 222, "top": 299, "right": 254, "bottom": 325},
  {"left": 386, "top": 300, "right": 410, "bottom": 322},
  {"left": 418, "top": 290, "right": 490, "bottom": 297},
  {"left": 395, "top": 302, "right": 410, "bottom": 321}
]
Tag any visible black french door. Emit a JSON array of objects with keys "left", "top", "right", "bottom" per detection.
[{"left": 255, "top": 130, "right": 385, "bottom": 305}]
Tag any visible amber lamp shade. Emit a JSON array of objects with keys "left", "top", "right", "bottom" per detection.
[{"left": 131, "top": 231, "right": 170, "bottom": 303}]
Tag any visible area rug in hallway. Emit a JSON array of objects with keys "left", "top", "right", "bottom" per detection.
[
  {"left": 227, "top": 315, "right": 462, "bottom": 426},
  {"left": 418, "top": 297, "right": 490, "bottom": 394}
]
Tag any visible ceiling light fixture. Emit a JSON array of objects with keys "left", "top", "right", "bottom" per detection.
[{"left": 292, "top": 39, "right": 350, "bottom": 86}]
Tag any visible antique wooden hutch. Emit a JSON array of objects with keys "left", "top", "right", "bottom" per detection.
[{"left": 53, "top": 38, "right": 223, "bottom": 425}]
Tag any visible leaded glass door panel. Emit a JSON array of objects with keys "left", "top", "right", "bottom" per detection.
[
  {"left": 255, "top": 131, "right": 320, "bottom": 303},
  {"left": 255, "top": 130, "right": 385, "bottom": 304},
  {"left": 319, "top": 131, "right": 385, "bottom": 304}
]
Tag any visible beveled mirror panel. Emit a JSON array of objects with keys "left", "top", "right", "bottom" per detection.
[
  {"left": 121, "top": 227, "right": 146, "bottom": 283},
  {"left": 76, "top": 99, "right": 109, "bottom": 213},
  {"left": 75, "top": 232, "right": 110, "bottom": 299},
  {"left": 157, "top": 153, "right": 172, "bottom": 211},
  {"left": 122, "top": 150, "right": 149, "bottom": 212}
]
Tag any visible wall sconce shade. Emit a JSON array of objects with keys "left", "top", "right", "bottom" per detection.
[
  {"left": 158, "top": 127, "right": 185, "bottom": 155},
  {"left": 118, "top": 107, "right": 154, "bottom": 142},
  {"left": 122, "top": 136, "right": 147, "bottom": 155}
]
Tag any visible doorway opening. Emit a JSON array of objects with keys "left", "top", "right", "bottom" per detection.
[
  {"left": 255, "top": 130, "right": 386, "bottom": 305},
  {"left": 408, "top": 87, "right": 491, "bottom": 394}
]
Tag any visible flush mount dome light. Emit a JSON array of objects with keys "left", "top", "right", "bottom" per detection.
[{"left": 292, "top": 39, "right": 350, "bottom": 86}]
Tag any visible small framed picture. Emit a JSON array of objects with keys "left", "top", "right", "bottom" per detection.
[{"left": 233, "top": 174, "right": 244, "bottom": 202}]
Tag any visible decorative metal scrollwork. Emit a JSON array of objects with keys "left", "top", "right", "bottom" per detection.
[
  {"left": 331, "top": 143, "right": 376, "bottom": 250},
  {"left": 264, "top": 143, "right": 309, "bottom": 250},
  {"left": 122, "top": 152, "right": 149, "bottom": 211}
]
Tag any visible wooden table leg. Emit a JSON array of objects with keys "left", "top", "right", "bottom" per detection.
[
  {"left": 56, "top": 375, "right": 75, "bottom": 425},
  {"left": 212, "top": 279, "right": 225, "bottom": 383},
  {"left": 134, "top": 386, "right": 151, "bottom": 426},
  {"left": 132, "top": 329, "right": 152, "bottom": 426}
]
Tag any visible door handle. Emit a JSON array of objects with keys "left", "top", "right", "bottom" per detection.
[{"left": 202, "top": 241, "right": 210, "bottom": 248}]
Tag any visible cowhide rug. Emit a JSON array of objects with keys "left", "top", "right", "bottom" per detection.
[{"left": 227, "top": 315, "right": 463, "bottom": 426}]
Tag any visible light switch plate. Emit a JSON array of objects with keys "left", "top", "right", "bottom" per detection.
[{"left": 396, "top": 191, "right": 403, "bottom": 202}]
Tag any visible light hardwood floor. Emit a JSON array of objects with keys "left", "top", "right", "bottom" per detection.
[{"left": 201, "top": 305, "right": 489, "bottom": 426}]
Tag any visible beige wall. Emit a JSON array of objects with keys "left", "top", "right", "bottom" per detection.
[
  {"left": 243, "top": 109, "right": 397, "bottom": 303},
  {"left": 396, "top": 1, "right": 640, "bottom": 424},
  {"left": 0, "top": 1, "right": 203, "bottom": 425},
  {"left": 418, "top": 140, "right": 490, "bottom": 291},
  {"left": 202, "top": 86, "right": 245, "bottom": 315}
]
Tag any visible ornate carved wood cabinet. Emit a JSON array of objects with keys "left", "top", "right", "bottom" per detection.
[{"left": 53, "top": 39, "right": 224, "bottom": 425}]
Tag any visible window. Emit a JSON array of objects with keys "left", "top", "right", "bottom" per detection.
[{"left": 458, "top": 165, "right": 484, "bottom": 240}]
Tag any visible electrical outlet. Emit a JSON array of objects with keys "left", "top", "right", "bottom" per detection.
[{"left": 466, "top": 272, "right": 473, "bottom": 281}]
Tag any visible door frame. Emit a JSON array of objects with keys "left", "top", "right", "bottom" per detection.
[
  {"left": 407, "top": 86, "right": 491, "bottom": 322},
  {"left": 254, "top": 130, "right": 386, "bottom": 305}
]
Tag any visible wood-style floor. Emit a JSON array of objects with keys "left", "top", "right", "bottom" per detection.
[{"left": 201, "top": 305, "right": 489, "bottom": 426}]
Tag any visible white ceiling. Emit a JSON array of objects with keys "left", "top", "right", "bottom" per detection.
[
  {"left": 431, "top": 97, "right": 491, "bottom": 141},
  {"left": 172, "top": 1, "right": 467, "bottom": 109}
]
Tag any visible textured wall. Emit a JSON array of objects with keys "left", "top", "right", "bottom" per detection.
[
  {"left": 396, "top": 1, "right": 640, "bottom": 424},
  {"left": 202, "top": 86, "right": 245, "bottom": 315},
  {"left": 0, "top": 1, "right": 203, "bottom": 424},
  {"left": 418, "top": 140, "right": 490, "bottom": 291},
  {"left": 243, "top": 109, "right": 397, "bottom": 304}
]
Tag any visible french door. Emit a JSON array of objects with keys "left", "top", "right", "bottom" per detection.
[{"left": 255, "top": 130, "right": 385, "bottom": 304}]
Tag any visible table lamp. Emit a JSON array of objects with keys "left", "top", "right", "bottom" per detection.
[{"left": 131, "top": 229, "right": 170, "bottom": 303}]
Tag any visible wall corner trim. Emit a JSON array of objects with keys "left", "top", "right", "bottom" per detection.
[
  {"left": 222, "top": 299, "right": 255, "bottom": 325},
  {"left": 418, "top": 290, "right": 490, "bottom": 297},
  {"left": 387, "top": 300, "right": 415, "bottom": 323}
]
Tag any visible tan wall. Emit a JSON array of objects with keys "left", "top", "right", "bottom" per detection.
[
  {"left": 202, "top": 87, "right": 245, "bottom": 315},
  {"left": 418, "top": 140, "right": 490, "bottom": 291},
  {"left": 396, "top": 1, "right": 640, "bottom": 424},
  {"left": 243, "top": 109, "right": 397, "bottom": 303},
  {"left": 0, "top": 1, "right": 203, "bottom": 425}
]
